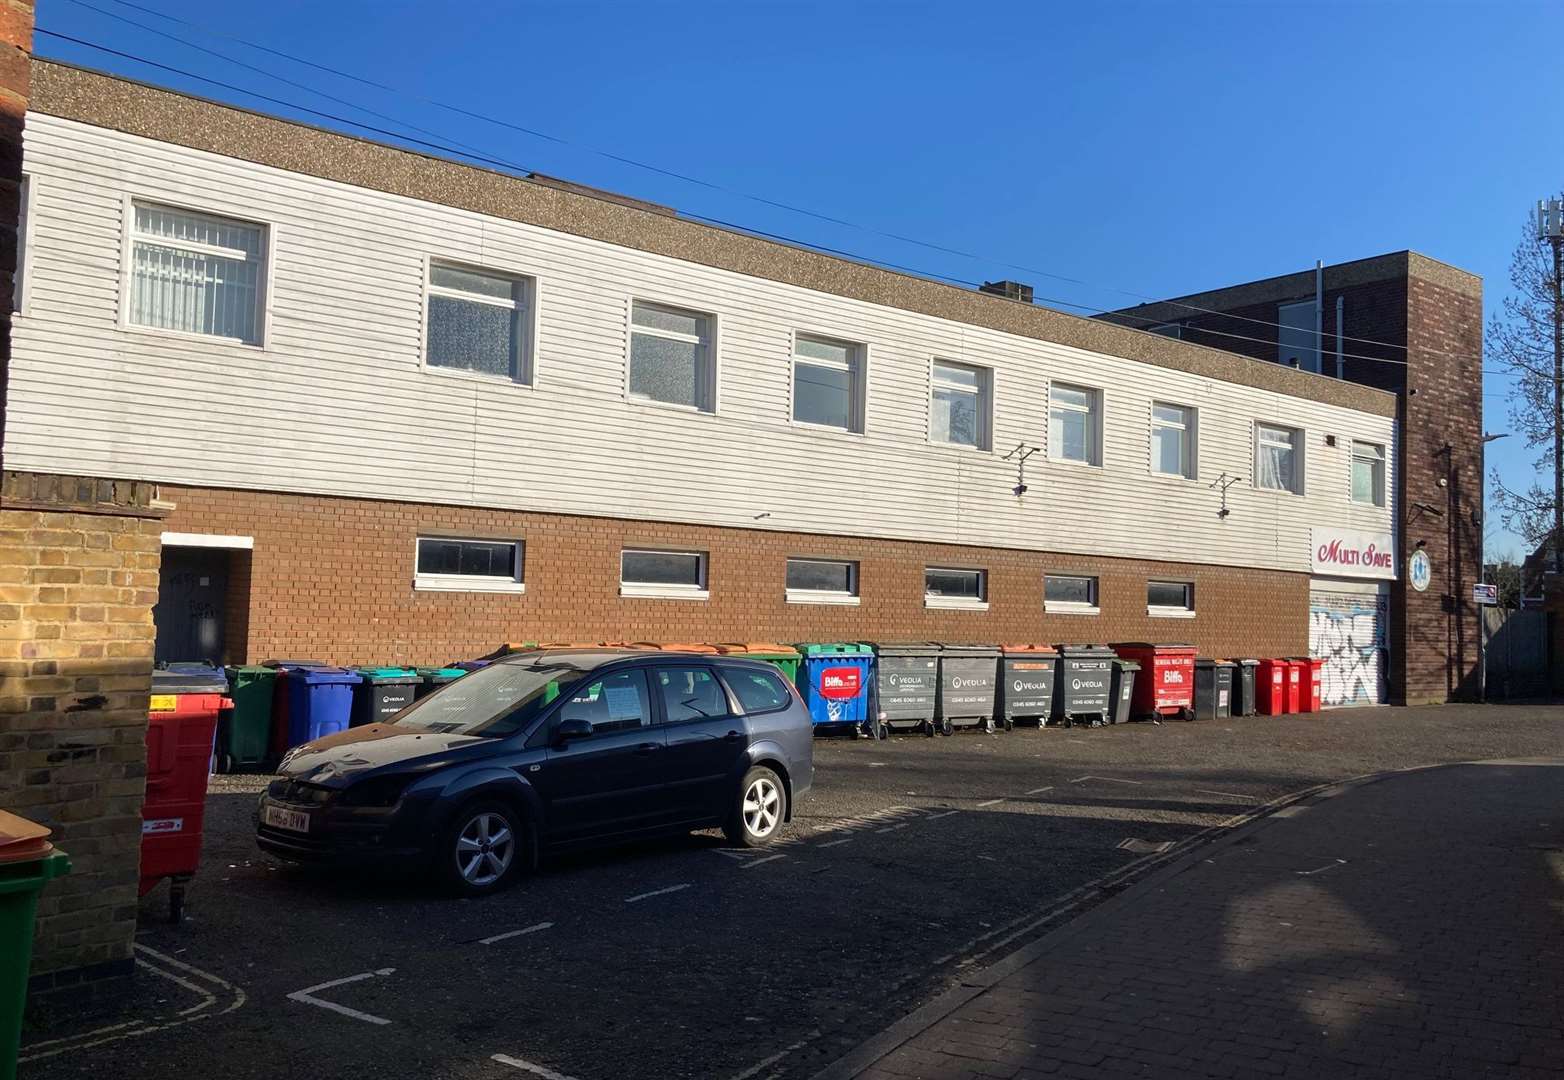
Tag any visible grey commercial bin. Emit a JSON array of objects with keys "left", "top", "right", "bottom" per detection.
[
  {"left": 933, "top": 643, "right": 1001, "bottom": 735},
  {"left": 862, "top": 641, "right": 940, "bottom": 738},
  {"left": 1231, "top": 659, "right": 1259, "bottom": 716},
  {"left": 999, "top": 646, "right": 1057, "bottom": 729},
  {"left": 1194, "top": 659, "right": 1235, "bottom": 721},
  {"left": 1053, "top": 644, "right": 1116, "bottom": 727},
  {"left": 1109, "top": 658, "right": 1139, "bottom": 725}
]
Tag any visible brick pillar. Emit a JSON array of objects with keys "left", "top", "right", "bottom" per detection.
[{"left": 0, "top": 473, "right": 165, "bottom": 998}]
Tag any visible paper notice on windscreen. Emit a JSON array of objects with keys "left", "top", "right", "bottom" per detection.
[{"left": 604, "top": 685, "right": 642, "bottom": 720}]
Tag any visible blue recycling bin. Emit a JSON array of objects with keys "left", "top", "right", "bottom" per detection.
[
  {"left": 282, "top": 667, "right": 361, "bottom": 749},
  {"left": 794, "top": 643, "right": 874, "bottom": 735}
]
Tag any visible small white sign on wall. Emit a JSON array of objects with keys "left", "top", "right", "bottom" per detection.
[{"left": 1310, "top": 528, "right": 1396, "bottom": 580}]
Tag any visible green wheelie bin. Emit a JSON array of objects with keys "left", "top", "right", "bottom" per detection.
[
  {"left": 2, "top": 812, "right": 70, "bottom": 1080},
  {"left": 414, "top": 667, "right": 467, "bottom": 700},
  {"left": 220, "top": 665, "right": 278, "bottom": 773}
]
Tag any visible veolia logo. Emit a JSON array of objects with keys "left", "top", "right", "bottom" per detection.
[{"left": 1012, "top": 680, "right": 1048, "bottom": 692}]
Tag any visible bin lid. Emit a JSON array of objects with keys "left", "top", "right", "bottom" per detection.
[
  {"left": 286, "top": 666, "right": 362, "bottom": 685},
  {"left": 1055, "top": 643, "right": 1117, "bottom": 657},
  {"left": 1235, "top": 658, "right": 1261, "bottom": 668},
  {"left": 225, "top": 664, "right": 277, "bottom": 677},
  {"left": 0, "top": 810, "right": 53, "bottom": 864},
  {"left": 1001, "top": 644, "right": 1057, "bottom": 655},
  {"left": 856, "top": 641, "right": 934, "bottom": 657},
  {"left": 416, "top": 667, "right": 467, "bottom": 679},
  {"left": 932, "top": 642, "right": 1000, "bottom": 657},
  {"left": 152, "top": 665, "right": 230, "bottom": 694},
  {"left": 1110, "top": 642, "right": 1197, "bottom": 653},
  {"left": 353, "top": 667, "right": 421, "bottom": 684},
  {"left": 452, "top": 659, "right": 493, "bottom": 671},
  {"left": 714, "top": 642, "right": 801, "bottom": 658},
  {"left": 261, "top": 659, "right": 331, "bottom": 668},
  {"left": 797, "top": 642, "right": 872, "bottom": 656},
  {"left": 657, "top": 643, "right": 720, "bottom": 654},
  {"left": 1114, "top": 658, "right": 1141, "bottom": 671}
]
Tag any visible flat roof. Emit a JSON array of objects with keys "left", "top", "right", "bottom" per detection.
[{"left": 30, "top": 60, "right": 1397, "bottom": 419}]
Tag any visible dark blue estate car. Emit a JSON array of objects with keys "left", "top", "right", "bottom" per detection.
[{"left": 256, "top": 650, "right": 814, "bottom": 895}]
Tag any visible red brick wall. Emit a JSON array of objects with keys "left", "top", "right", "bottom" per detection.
[{"left": 160, "top": 485, "right": 1311, "bottom": 667}]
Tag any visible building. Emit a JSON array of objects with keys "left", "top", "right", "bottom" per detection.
[
  {"left": 1100, "top": 254, "right": 1484, "bottom": 706},
  {"left": 9, "top": 63, "right": 1409, "bottom": 670}
]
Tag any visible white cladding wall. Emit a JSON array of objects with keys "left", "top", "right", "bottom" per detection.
[{"left": 8, "top": 115, "right": 1397, "bottom": 573}]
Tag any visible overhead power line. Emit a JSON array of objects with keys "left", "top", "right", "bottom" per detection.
[
  {"left": 64, "top": 0, "right": 1483, "bottom": 364},
  {"left": 35, "top": 26, "right": 1514, "bottom": 376}
]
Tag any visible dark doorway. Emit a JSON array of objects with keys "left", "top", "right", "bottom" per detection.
[{"left": 154, "top": 547, "right": 228, "bottom": 666}]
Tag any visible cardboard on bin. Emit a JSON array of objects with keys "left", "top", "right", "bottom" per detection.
[
  {"left": 0, "top": 810, "right": 52, "bottom": 864},
  {"left": 715, "top": 642, "right": 800, "bottom": 657},
  {"left": 657, "top": 643, "right": 720, "bottom": 654}
]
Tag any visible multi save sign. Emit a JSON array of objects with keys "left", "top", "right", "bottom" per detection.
[{"left": 1310, "top": 528, "right": 1396, "bottom": 580}]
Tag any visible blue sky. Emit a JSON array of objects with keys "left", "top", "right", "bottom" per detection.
[{"left": 38, "top": 0, "right": 1563, "bottom": 559}]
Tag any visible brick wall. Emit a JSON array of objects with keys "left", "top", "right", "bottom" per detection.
[
  {"left": 0, "top": 0, "right": 30, "bottom": 474},
  {"left": 0, "top": 473, "right": 163, "bottom": 991},
  {"left": 160, "top": 485, "right": 1311, "bottom": 666},
  {"left": 1402, "top": 275, "right": 1483, "bottom": 703}
]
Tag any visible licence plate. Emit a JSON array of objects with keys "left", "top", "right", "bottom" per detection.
[{"left": 263, "top": 805, "right": 310, "bottom": 833}]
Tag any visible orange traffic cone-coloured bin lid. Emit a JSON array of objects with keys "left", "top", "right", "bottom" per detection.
[{"left": 0, "top": 810, "right": 53, "bottom": 864}]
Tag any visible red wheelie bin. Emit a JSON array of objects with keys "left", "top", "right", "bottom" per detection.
[
  {"left": 142, "top": 670, "right": 231, "bottom": 921},
  {"left": 1283, "top": 659, "right": 1304, "bottom": 713},
  {"left": 1256, "top": 659, "right": 1289, "bottom": 715},
  {"left": 1110, "top": 643, "right": 1196, "bottom": 720},
  {"left": 1291, "top": 657, "right": 1325, "bottom": 712}
]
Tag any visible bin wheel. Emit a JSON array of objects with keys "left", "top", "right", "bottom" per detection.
[
  {"left": 1003, "top": 718, "right": 1014, "bottom": 733},
  {"left": 216, "top": 752, "right": 235, "bottom": 775},
  {"left": 922, "top": 720, "right": 936, "bottom": 738},
  {"left": 939, "top": 717, "right": 954, "bottom": 737},
  {"left": 875, "top": 723, "right": 888, "bottom": 741}
]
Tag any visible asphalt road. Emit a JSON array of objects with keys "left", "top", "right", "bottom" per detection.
[{"left": 19, "top": 704, "right": 1564, "bottom": 1080}]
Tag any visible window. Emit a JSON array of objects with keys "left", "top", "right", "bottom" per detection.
[
  {"left": 1278, "top": 300, "right": 1320, "bottom": 372},
  {"left": 14, "top": 174, "right": 27, "bottom": 314},
  {"left": 426, "top": 261, "right": 533, "bottom": 381},
  {"left": 1351, "top": 440, "right": 1386, "bottom": 506},
  {"left": 785, "top": 557, "right": 859, "bottom": 605},
  {"left": 931, "top": 359, "right": 991, "bottom": 449},
  {"left": 630, "top": 300, "right": 715, "bottom": 412},
  {"left": 925, "top": 566, "right": 987, "bottom": 610},
  {"left": 414, "top": 537, "right": 524, "bottom": 593},
  {"left": 620, "top": 548, "right": 709, "bottom": 599},
  {"left": 1049, "top": 383, "right": 1102, "bottom": 465},
  {"left": 655, "top": 666, "right": 731, "bottom": 722},
  {"left": 1045, "top": 574, "right": 1098, "bottom": 613},
  {"left": 129, "top": 203, "right": 265, "bottom": 343},
  {"left": 1255, "top": 423, "right": 1303, "bottom": 493},
  {"left": 1150, "top": 402, "right": 1196, "bottom": 479},
  {"left": 793, "top": 334, "right": 865, "bottom": 433},
  {"left": 1147, "top": 580, "right": 1195, "bottom": 617},
  {"left": 1148, "top": 322, "right": 1182, "bottom": 339},
  {"left": 557, "top": 669, "right": 652, "bottom": 734},
  {"left": 724, "top": 668, "right": 792, "bottom": 714}
]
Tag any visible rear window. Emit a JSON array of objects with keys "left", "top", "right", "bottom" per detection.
[{"left": 724, "top": 668, "right": 792, "bottom": 714}]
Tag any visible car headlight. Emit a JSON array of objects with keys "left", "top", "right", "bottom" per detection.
[{"left": 338, "top": 774, "right": 414, "bottom": 808}]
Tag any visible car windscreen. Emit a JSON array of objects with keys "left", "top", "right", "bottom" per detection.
[{"left": 392, "top": 662, "right": 587, "bottom": 737}]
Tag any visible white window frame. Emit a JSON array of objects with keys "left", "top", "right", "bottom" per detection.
[
  {"left": 422, "top": 257, "right": 538, "bottom": 386},
  {"left": 620, "top": 548, "right": 710, "bottom": 601},
  {"left": 1147, "top": 579, "right": 1196, "bottom": 618},
  {"left": 924, "top": 566, "right": 989, "bottom": 611},
  {"left": 1278, "top": 300, "right": 1320, "bottom": 372},
  {"left": 1044, "top": 573, "right": 1100, "bottom": 615},
  {"left": 627, "top": 298, "right": 718, "bottom": 414},
  {"left": 413, "top": 536, "right": 525, "bottom": 594},
  {"left": 120, "top": 197, "right": 270, "bottom": 347},
  {"left": 784, "top": 557, "right": 861, "bottom": 606},
  {"left": 1351, "top": 440, "right": 1387, "bottom": 507},
  {"left": 1150, "top": 401, "right": 1198, "bottom": 480},
  {"left": 14, "top": 173, "right": 31, "bottom": 315},
  {"left": 790, "top": 332, "right": 867, "bottom": 435},
  {"left": 929, "top": 358, "right": 993, "bottom": 451},
  {"left": 1148, "top": 322, "right": 1181, "bottom": 339},
  {"left": 1254, "top": 422, "right": 1305, "bottom": 495},
  {"left": 1048, "top": 382, "right": 1103, "bottom": 467}
]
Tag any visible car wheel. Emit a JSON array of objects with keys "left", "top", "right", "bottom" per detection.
[
  {"left": 443, "top": 801, "right": 524, "bottom": 896},
  {"left": 724, "top": 766, "right": 787, "bottom": 847}
]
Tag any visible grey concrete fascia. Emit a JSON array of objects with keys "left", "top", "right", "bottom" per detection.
[{"left": 31, "top": 60, "right": 1396, "bottom": 419}]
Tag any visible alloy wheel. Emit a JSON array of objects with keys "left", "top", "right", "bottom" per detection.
[
  {"left": 742, "top": 777, "right": 781, "bottom": 839},
  {"left": 455, "top": 811, "right": 515, "bottom": 887}
]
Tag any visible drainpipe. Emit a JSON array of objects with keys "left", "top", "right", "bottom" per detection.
[
  {"left": 1335, "top": 295, "right": 1345, "bottom": 379},
  {"left": 1314, "top": 260, "right": 1324, "bottom": 373}
]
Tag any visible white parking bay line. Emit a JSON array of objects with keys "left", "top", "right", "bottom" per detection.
[
  {"left": 737, "top": 854, "right": 786, "bottom": 870},
  {"left": 286, "top": 968, "right": 396, "bottom": 1026},
  {"left": 492, "top": 1052, "right": 584, "bottom": 1080},
  {"left": 818, "top": 837, "right": 853, "bottom": 848},
  {"left": 975, "top": 798, "right": 1005, "bottom": 807},
  {"left": 624, "top": 883, "right": 691, "bottom": 903},
  {"left": 480, "top": 922, "right": 553, "bottom": 946},
  {"left": 1069, "top": 775, "right": 1144, "bottom": 785},
  {"left": 1196, "top": 789, "right": 1257, "bottom": 800},
  {"left": 924, "top": 810, "right": 959, "bottom": 821},
  {"left": 1025, "top": 786, "right": 1055, "bottom": 795}
]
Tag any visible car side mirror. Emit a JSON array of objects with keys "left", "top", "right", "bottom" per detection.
[{"left": 553, "top": 718, "right": 593, "bottom": 746}]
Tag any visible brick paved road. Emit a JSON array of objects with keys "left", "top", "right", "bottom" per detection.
[{"left": 838, "top": 759, "right": 1564, "bottom": 1080}]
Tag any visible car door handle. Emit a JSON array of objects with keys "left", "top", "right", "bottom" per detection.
[
  {"left": 723, "top": 730, "right": 741, "bottom": 742},
  {"left": 636, "top": 742, "right": 662, "bottom": 754}
]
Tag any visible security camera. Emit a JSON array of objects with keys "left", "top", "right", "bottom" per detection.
[
  {"left": 1436, "top": 477, "right": 1447, "bottom": 488},
  {"left": 1013, "top": 484, "right": 1028, "bottom": 497}
]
